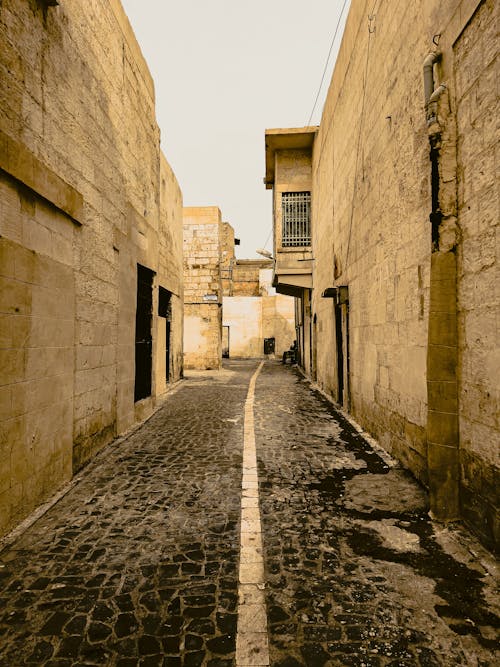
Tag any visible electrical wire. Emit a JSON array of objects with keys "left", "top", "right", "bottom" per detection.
[
  {"left": 306, "top": 0, "right": 350, "bottom": 126},
  {"left": 261, "top": 227, "right": 273, "bottom": 251},
  {"left": 344, "top": 3, "right": 379, "bottom": 269}
]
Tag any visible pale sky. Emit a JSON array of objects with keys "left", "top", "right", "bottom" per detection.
[{"left": 120, "top": 0, "right": 350, "bottom": 258}]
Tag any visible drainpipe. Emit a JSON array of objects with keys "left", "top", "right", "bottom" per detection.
[
  {"left": 427, "top": 84, "right": 447, "bottom": 127},
  {"left": 423, "top": 52, "right": 443, "bottom": 249},
  {"left": 423, "top": 51, "right": 460, "bottom": 523},
  {"left": 423, "top": 52, "right": 440, "bottom": 117}
]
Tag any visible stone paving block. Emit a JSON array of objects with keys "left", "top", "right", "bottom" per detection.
[
  {"left": 242, "top": 480, "right": 259, "bottom": 490},
  {"left": 236, "top": 631, "right": 270, "bottom": 666},
  {"left": 242, "top": 488, "right": 259, "bottom": 498},
  {"left": 241, "top": 507, "right": 260, "bottom": 521},
  {"left": 238, "top": 583, "right": 266, "bottom": 606},
  {"left": 241, "top": 496, "right": 259, "bottom": 508},
  {"left": 239, "top": 561, "right": 265, "bottom": 585},
  {"left": 240, "top": 518, "right": 261, "bottom": 534},
  {"left": 240, "top": 532, "right": 263, "bottom": 550},
  {"left": 238, "top": 604, "right": 268, "bottom": 633}
]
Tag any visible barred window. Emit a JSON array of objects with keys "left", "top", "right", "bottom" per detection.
[{"left": 281, "top": 192, "right": 311, "bottom": 247}]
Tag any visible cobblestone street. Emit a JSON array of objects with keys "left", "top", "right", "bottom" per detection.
[{"left": 0, "top": 360, "right": 498, "bottom": 666}]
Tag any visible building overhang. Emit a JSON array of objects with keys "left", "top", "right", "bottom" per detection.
[
  {"left": 275, "top": 284, "right": 302, "bottom": 298},
  {"left": 264, "top": 127, "right": 318, "bottom": 190},
  {"left": 273, "top": 272, "right": 313, "bottom": 297}
]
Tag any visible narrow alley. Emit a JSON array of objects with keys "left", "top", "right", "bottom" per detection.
[{"left": 0, "top": 361, "right": 497, "bottom": 667}]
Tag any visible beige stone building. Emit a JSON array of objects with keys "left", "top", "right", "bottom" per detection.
[
  {"left": 183, "top": 210, "right": 296, "bottom": 363},
  {"left": 222, "top": 261, "right": 296, "bottom": 360},
  {"left": 0, "top": 0, "right": 183, "bottom": 538},
  {"left": 183, "top": 207, "right": 223, "bottom": 369},
  {"left": 265, "top": 0, "right": 499, "bottom": 550},
  {"left": 221, "top": 221, "right": 296, "bottom": 359}
]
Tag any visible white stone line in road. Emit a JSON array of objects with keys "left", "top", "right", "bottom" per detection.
[{"left": 236, "top": 361, "right": 270, "bottom": 666}]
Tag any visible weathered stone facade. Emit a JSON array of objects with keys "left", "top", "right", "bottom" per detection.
[
  {"left": 231, "top": 261, "right": 271, "bottom": 297},
  {"left": 220, "top": 224, "right": 296, "bottom": 360},
  {"left": 0, "top": 0, "right": 183, "bottom": 538},
  {"left": 223, "top": 267, "right": 296, "bottom": 359},
  {"left": 183, "top": 207, "right": 223, "bottom": 369},
  {"left": 184, "top": 212, "right": 296, "bottom": 363},
  {"left": 265, "top": 0, "right": 498, "bottom": 550},
  {"left": 453, "top": 0, "right": 499, "bottom": 550}
]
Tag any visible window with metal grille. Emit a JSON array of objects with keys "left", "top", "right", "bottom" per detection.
[{"left": 281, "top": 191, "right": 311, "bottom": 247}]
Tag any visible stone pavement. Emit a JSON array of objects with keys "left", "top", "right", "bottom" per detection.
[
  {"left": 0, "top": 360, "right": 498, "bottom": 666},
  {"left": 253, "top": 363, "right": 499, "bottom": 667}
]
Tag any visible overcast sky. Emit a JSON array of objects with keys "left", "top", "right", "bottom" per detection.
[{"left": 120, "top": 0, "right": 350, "bottom": 258}]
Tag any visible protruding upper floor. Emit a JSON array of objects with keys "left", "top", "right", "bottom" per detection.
[{"left": 264, "top": 127, "right": 318, "bottom": 296}]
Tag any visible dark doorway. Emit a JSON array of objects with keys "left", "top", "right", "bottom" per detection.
[
  {"left": 222, "top": 326, "right": 230, "bottom": 358},
  {"left": 335, "top": 290, "right": 350, "bottom": 408},
  {"left": 264, "top": 337, "right": 275, "bottom": 355},
  {"left": 335, "top": 302, "right": 344, "bottom": 405},
  {"left": 135, "top": 264, "right": 155, "bottom": 402},
  {"left": 342, "top": 303, "right": 350, "bottom": 409},
  {"left": 158, "top": 287, "right": 172, "bottom": 383},
  {"left": 312, "top": 313, "right": 317, "bottom": 382}
]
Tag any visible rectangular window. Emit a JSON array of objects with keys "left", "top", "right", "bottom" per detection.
[{"left": 281, "top": 191, "right": 311, "bottom": 247}]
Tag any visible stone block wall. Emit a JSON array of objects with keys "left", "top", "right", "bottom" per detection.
[
  {"left": 308, "top": 0, "right": 498, "bottom": 548},
  {"left": 454, "top": 0, "right": 499, "bottom": 546},
  {"left": 262, "top": 294, "right": 296, "bottom": 357},
  {"left": 221, "top": 222, "right": 235, "bottom": 296},
  {"left": 312, "top": 0, "right": 433, "bottom": 480},
  {"left": 223, "top": 267, "right": 295, "bottom": 359},
  {"left": 223, "top": 297, "right": 263, "bottom": 358},
  {"left": 183, "top": 207, "right": 223, "bottom": 369},
  {"left": 0, "top": 230, "right": 74, "bottom": 531},
  {"left": 231, "top": 260, "right": 274, "bottom": 297},
  {"left": 274, "top": 149, "right": 313, "bottom": 273},
  {"left": 222, "top": 294, "right": 295, "bottom": 359},
  {"left": 0, "top": 0, "right": 183, "bottom": 537}
]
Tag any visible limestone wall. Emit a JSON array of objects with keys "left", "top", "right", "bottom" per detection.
[
  {"left": 183, "top": 207, "right": 222, "bottom": 369},
  {"left": 453, "top": 0, "right": 499, "bottom": 545},
  {"left": 223, "top": 298, "right": 262, "bottom": 358},
  {"left": 221, "top": 222, "right": 235, "bottom": 296},
  {"left": 222, "top": 294, "right": 295, "bottom": 359},
  {"left": 313, "top": 0, "right": 434, "bottom": 478},
  {"left": 310, "top": 0, "right": 498, "bottom": 547},
  {"left": 274, "top": 150, "right": 312, "bottom": 268},
  {"left": 262, "top": 294, "right": 297, "bottom": 357},
  {"left": 232, "top": 261, "right": 273, "bottom": 297},
  {"left": 0, "top": 0, "right": 183, "bottom": 536}
]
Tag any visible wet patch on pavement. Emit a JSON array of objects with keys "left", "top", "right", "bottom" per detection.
[{"left": 254, "top": 362, "right": 499, "bottom": 666}]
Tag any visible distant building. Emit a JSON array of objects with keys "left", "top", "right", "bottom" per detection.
[
  {"left": 264, "top": 128, "right": 316, "bottom": 370},
  {"left": 223, "top": 260, "right": 296, "bottom": 360},
  {"left": 0, "top": 0, "right": 184, "bottom": 537},
  {"left": 264, "top": 0, "right": 499, "bottom": 550},
  {"left": 182, "top": 207, "right": 223, "bottom": 369},
  {"left": 183, "top": 211, "right": 295, "bottom": 364}
]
